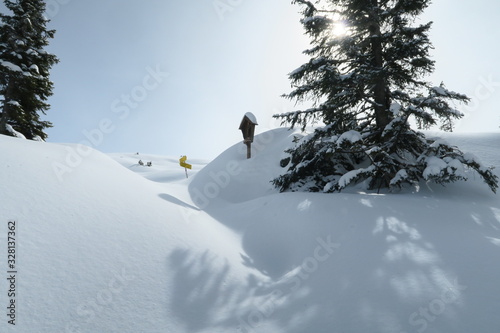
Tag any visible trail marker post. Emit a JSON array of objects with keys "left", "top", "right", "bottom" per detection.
[{"left": 179, "top": 155, "right": 192, "bottom": 178}]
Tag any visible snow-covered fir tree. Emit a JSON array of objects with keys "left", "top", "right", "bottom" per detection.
[
  {"left": 0, "top": 0, "right": 59, "bottom": 140},
  {"left": 273, "top": 0, "right": 498, "bottom": 193}
]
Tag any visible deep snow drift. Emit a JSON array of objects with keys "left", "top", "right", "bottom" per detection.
[{"left": 0, "top": 129, "right": 499, "bottom": 333}]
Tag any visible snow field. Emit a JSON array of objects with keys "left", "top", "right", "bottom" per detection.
[{"left": 0, "top": 129, "right": 499, "bottom": 333}]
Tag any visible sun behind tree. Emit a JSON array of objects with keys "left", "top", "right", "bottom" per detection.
[
  {"left": 273, "top": 0, "right": 498, "bottom": 193},
  {"left": 331, "top": 20, "right": 348, "bottom": 37}
]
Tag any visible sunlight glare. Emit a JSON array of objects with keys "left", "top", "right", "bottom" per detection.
[{"left": 331, "top": 21, "right": 348, "bottom": 37}]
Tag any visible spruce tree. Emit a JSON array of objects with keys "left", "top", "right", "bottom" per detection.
[
  {"left": 274, "top": 0, "right": 498, "bottom": 193},
  {"left": 0, "top": 0, "right": 59, "bottom": 140}
]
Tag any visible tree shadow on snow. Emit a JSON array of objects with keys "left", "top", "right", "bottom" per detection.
[{"left": 175, "top": 180, "right": 500, "bottom": 333}]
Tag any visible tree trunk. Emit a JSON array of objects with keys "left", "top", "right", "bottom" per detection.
[
  {"left": 369, "top": 0, "right": 391, "bottom": 133},
  {"left": 0, "top": 81, "right": 14, "bottom": 135},
  {"left": 0, "top": 106, "right": 8, "bottom": 135}
]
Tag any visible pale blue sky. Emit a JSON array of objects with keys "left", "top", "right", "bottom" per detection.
[{"left": 6, "top": 1, "right": 500, "bottom": 159}]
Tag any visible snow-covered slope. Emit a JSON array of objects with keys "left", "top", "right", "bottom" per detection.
[
  {"left": 0, "top": 135, "right": 256, "bottom": 333},
  {"left": 1, "top": 130, "right": 499, "bottom": 333}
]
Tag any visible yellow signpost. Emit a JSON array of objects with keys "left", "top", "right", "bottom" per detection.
[{"left": 179, "top": 156, "right": 192, "bottom": 178}]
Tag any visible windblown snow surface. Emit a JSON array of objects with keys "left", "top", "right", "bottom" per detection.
[{"left": 0, "top": 129, "right": 499, "bottom": 333}]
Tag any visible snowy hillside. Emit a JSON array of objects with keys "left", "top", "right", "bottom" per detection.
[{"left": 1, "top": 130, "right": 500, "bottom": 333}]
